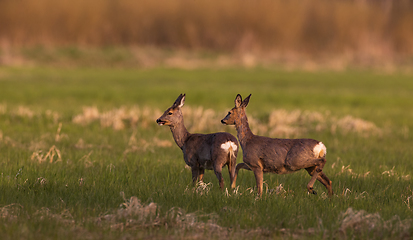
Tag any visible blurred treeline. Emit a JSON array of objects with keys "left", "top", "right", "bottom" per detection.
[{"left": 1, "top": 0, "right": 412, "bottom": 60}]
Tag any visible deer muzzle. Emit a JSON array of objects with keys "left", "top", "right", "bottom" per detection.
[{"left": 156, "top": 118, "right": 166, "bottom": 126}]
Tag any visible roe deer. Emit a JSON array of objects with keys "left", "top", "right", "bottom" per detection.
[
  {"left": 221, "top": 94, "right": 333, "bottom": 196},
  {"left": 156, "top": 94, "right": 239, "bottom": 190}
]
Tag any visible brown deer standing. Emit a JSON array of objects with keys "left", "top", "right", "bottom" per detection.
[
  {"left": 156, "top": 94, "right": 239, "bottom": 190},
  {"left": 221, "top": 94, "right": 333, "bottom": 196}
]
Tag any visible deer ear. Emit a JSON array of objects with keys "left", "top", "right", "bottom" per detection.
[
  {"left": 172, "top": 94, "right": 185, "bottom": 108},
  {"left": 178, "top": 94, "right": 186, "bottom": 108},
  {"left": 240, "top": 94, "right": 251, "bottom": 108},
  {"left": 235, "top": 94, "right": 242, "bottom": 108}
]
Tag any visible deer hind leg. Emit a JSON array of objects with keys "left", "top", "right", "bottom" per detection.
[
  {"left": 317, "top": 172, "right": 333, "bottom": 196},
  {"left": 228, "top": 155, "right": 237, "bottom": 189},
  {"left": 213, "top": 164, "right": 225, "bottom": 190},
  {"left": 304, "top": 158, "right": 327, "bottom": 195}
]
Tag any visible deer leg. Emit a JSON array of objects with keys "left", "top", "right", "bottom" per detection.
[
  {"left": 305, "top": 158, "right": 327, "bottom": 195},
  {"left": 191, "top": 167, "right": 200, "bottom": 185},
  {"left": 228, "top": 160, "right": 236, "bottom": 189},
  {"left": 233, "top": 163, "right": 251, "bottom": 189},
  {"left": 252, "top": 167, "right": 264, "bottom": 196},
  {"left": 317, "top": 172, "right": 333, "bottom": 196},
  {"left": 233, "top": 163, "right": 251, "bottom": 188},
  {"left": 198, "top": 168, "right": 205, "bottom": 183},
  {"left": 213, "top": 165, "right": 225, "bottom": 190},
  {"left": 307, "top": 168, "right": 319, "bottom": 195}
]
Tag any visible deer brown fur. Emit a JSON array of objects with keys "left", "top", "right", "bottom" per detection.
[
  {"left": 221, "top": 94, "right": 333, "bottom": 196},
  {"left": 157, "top": 94, "right": 239, "bottom": 190}
]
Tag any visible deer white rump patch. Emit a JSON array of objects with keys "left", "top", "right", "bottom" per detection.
[
  {"left": 221, "top": 141, "right": 238, "bottom": 152},
  {"left": 313, "top": 142, "right": 327, "bottom": 158}
]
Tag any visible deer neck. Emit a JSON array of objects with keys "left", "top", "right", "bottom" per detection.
[
  {"left": 235, "top": 112, "right": 254, "bottom": 147},
  {"left": 169, "top": 120, "right": 190, "bottom": 150}
]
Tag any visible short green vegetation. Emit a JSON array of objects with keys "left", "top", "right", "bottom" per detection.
[{"left": 0, "top": 67, "right": 412, "bottom": 239}]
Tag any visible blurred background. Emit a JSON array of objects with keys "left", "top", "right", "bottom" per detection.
[{"left": 1, "top": 0, "right": 412, "bottom": 71}]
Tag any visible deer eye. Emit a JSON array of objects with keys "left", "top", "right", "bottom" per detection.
[{"left": 168, "top": 112, "right": 173, "bottom": 115}]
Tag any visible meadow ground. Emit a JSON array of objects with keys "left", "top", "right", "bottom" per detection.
[{"left": 0, "top": 67, "right": 413, "bottom": 239}]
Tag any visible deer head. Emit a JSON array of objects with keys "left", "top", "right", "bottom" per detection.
[
  {"left": 156, "top": 93, "right": 186, "bottom": 127},
  {"left": 221, "top": 94, "right": 251, "bottom": 125}
]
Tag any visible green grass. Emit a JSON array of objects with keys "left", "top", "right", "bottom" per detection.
[{"left": 0, "top": 66, "right": 413, "bottom": 239}]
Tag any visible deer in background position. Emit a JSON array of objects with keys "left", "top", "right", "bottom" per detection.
[
  {"left": 156, "top": 94, "right": 239, "bottom": 190},
  {"left": 221, "top": 94, "right": 333, "bottom": 196}
]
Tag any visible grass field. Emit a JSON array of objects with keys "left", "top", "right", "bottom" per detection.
[{"left": 1, "top": 66, "right": 413, "bottom": 239}]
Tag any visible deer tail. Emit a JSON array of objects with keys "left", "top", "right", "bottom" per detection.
[{"left": 221, "top": 141, "right": 238, "bottom": 165}]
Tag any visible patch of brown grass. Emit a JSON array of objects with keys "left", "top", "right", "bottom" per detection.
[
  {"left": 96, "top": 193, "right": 222, "bottom": 232},
  {"left": 1, "top": 197, "right": 411, "bottom": 239},
  {"left": 72, "top": 106, "right": 161, "bottom": 130},
  {"left": 0, "top": 203, "right": 24, "bottom": 222},
  {"left": 1, "top": 0, "right": 413, "bottom": 69},
  {"left": 72, "top": 105, "right": 383, "bottom": 138},
  {"left": 337, "top": 208, "right": 412, "bottom": 239}
]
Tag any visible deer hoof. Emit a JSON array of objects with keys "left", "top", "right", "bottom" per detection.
[
  {"left": 308, "top": 189, "right": 317, "bottom": 195},
  {"left": 308, "top": 187, "right": 317, "bottom": 195}
]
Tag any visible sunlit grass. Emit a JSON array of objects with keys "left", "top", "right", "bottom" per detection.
[{"left": 0, "top": 67, "right": 412, "bottom": 239}]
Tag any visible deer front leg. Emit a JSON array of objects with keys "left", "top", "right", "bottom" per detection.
[
  {"left": 199, "top": 168, "right": 205, "bottom": 183},
  {"left": 232, "top": 163, "right": 251, "bottom": 189},
  {"left": 252, "top": 167, "right": 264, "bottom": 196},
  {"left": 191, "top": 167, "right": 200, "bottom": 185}
]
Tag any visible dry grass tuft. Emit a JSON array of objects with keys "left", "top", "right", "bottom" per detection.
[
  {"left": 267, "top": 109, "right": 326, "bottom": 138},
  {"left": 54, "top": 122, "right": 68, "bottom": 142},
  {"left": 0, "top": 103, "right": 7, "bottom": 114},
  {"left": 72, "top": 106, "right": 161, "bottom": 130},
  {"left": 381, "top": 165, "right": 411, "bottom": 181},
  {"left": 266, "top": 183, "right": 289, "bottom": 197},
  {"left": 337, "top": 208, "right": 412, "bottom": 239},
  {"left": 332, "top": 115, "right": 382, "bottom": 137},
  {"left": 184, "top": 181, "right": 213, "bottom": 196},
  {"left": 96, "top": 193, "right": 221, "bottom": 232},
  {"left": 122, "top": 131, "right": 173, "bottom": 157},
  {"left": 30, "top": 145, "right": 62, "bottom": 163},
  {"left": 183, "top": 107, "right": 216, "bottom": 133},
  {"left": 34, "top": 208, "right": 75, "bottom": 225},
  {"left": 74, "top": 138, "right": 94, "bottom": 149},
  {"left": 72, "top": 106, "right": 100, "bottom": 126},
  {"left": 0, "top": 203, "right": 24, "bottom": 222},
  {"left": 45, "top": 109, "right": 61, "bottom": 124},
  {"left": 195, "top": 182, "right": 212, "bottom": 196},
  {"left": 100, "top": 194, "right": 159, "bottom": 230},
  {"left": 264, "top": 109, "right": 381, "bottom": 138},
  {"left": 15, "top": 106, "right": 35, "bottom": 119},
  {"left": 335, "top": 164, "right": 371, "bottom": 179},
  {"left": 403, "top": 190, "right": 413, "bottom": 210}
]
